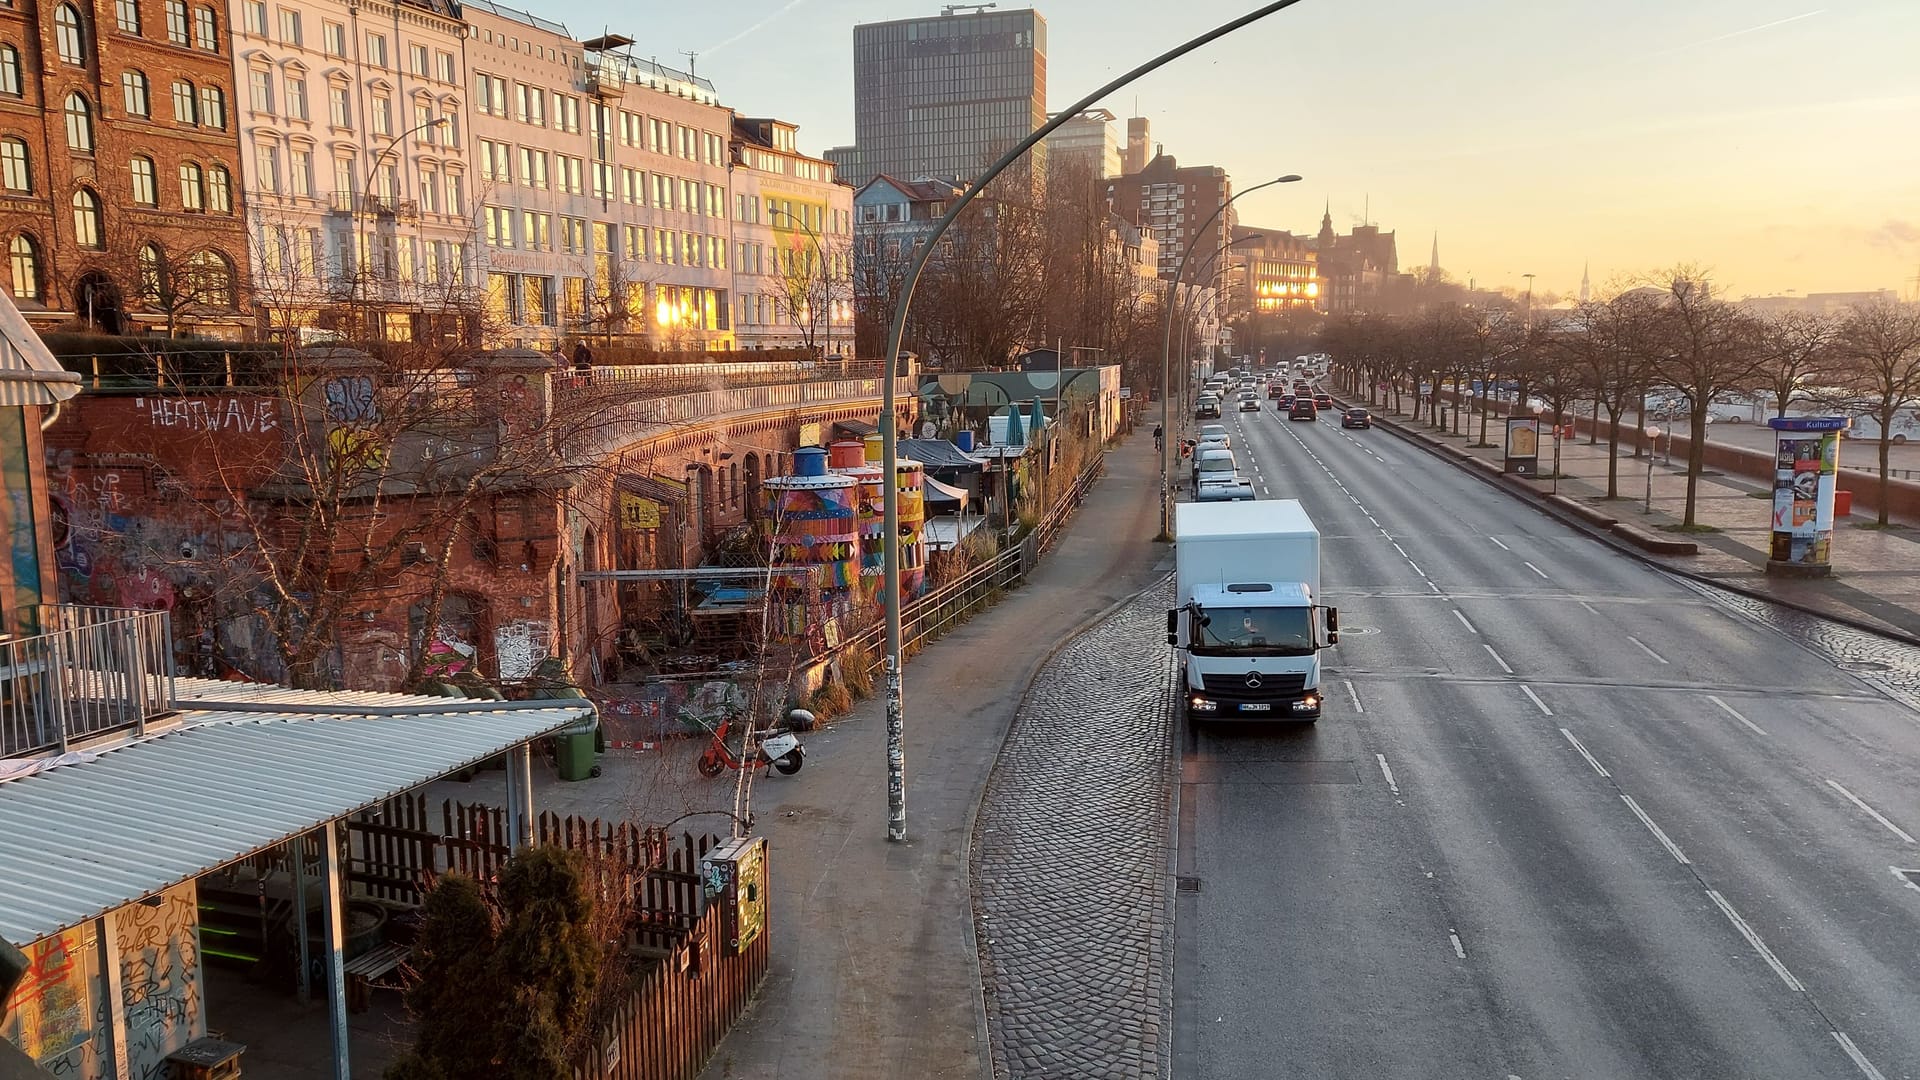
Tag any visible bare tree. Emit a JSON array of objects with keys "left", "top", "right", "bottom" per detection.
[
  {"left": 770, "top": 233, "right": 850, "bottom": 356},
  {"left": 1755, "top": 309, "right": 1840, "bottom": 419},
  {"left": 1649, "top": 267, "right": 1765, "bottom": 527},
  {"left": 1830, "top": 299, "right": 1920, "bottom": 525}
]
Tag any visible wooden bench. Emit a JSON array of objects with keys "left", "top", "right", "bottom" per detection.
[{"left": 343, "top": 943, "right": 412, "bottom": 1013}]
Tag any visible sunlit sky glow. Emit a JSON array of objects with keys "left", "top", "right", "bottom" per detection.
[{"left": 570, "top": 0, "right": 1920, "bottom": 300}]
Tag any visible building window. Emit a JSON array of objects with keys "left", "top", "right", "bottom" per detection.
[
  {"left": 409, "top": 43, "right": 426, "bottom": 76},
  {"left": 289, "top": 148, "right": 309, "bottom": 196},
  {"left": 370, "top": 94, "right": 390, "bottom": 136},
  {"left": 129, "top": 154, "right": 155, "bottom": 204},
  {"left": 55, "top": 4, "right": 87, "bottom": 63},
  {"left": 116, "top": 0, "right": 141, "bottom": 34},
  {"left": 444, "top": 172, "right": 462, "bottom": 215},
  {"left": 208, "top": 165, "right": 231, "bottom": 212},
  {"left": 71, "top": 189, "right": 102, "bottom": 247},
  {"left": 483, "top": 205, "right": 512, "bottom": 247},
  {"left": 136, "top": 242, "right": 162, "bottom": 298},
  {"left": 277, "top": 6, "right": 298, "bottom": 43},
  {"left": 249, "top": 68, "right": 273, "bottom": 112},
  {"left": 242, "top": 0, "right": 263, "bottom": 33},
  {"left": 164, "top": 0, "right": 186, "bottom": 44},
  {"left": 0, "top": 138, "right": 27, "bottom": 193},
  {"left": 417, "top": 165, "right": 436, "bottom": 213},
  {"left": 179, "top": 161, "right": 203, "bottom": 209},
  {"left": 322, "top": 20, "right": 343, "bottom": 57},
  {"left": 188, "top": 249, "right": 233, "bottom": 306},
  {"left": 199, "top": 85, "right": 225, "bottom": 129},
  {"left": 9, "top": 235, "right": 41, "bottom": 300},
  {"left": 122, "top": 70, "right": 150, "bottom": 116},
  {"left": 364, "top": 31, "right": 386, "bottom": 68},
  {"left": 284, "top": 75, "right": 306, "bottom": 119},
  {"left": 64, "top": 93, "right": 93, "bottom": 152},
  {"left": 435, "top": 51, "right": 454, "bottom": 83},
  {"left": 0, "top": 45, "right": 18, "bottom": 96},
  {"left": 193, "top": 5, "right": 215, "bottom": 49},
  {"left": 172, "top": 79, "right": 196, "bottom": 123},
  {"left": 327, "top": 84, "right": 349, "bottom": 127}
]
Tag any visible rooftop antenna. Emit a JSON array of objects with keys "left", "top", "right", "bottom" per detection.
[
  {"left": 942, "top": 3, "right": 998, "bottom": 14},
  {"left": 682, "top": 50, "right": 696, "bottom": 78}
]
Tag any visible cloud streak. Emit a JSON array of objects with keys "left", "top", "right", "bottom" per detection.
[
  {"left": 703, "top": 0, "right": 814, "bottom": 57},
  {"left": 1650, "top": 9, "right": 1826, "bottom": 57}
]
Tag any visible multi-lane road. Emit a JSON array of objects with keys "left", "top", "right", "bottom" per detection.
[{"left": 1172, "top": 399, "right": 1920, "bottom": 1079}]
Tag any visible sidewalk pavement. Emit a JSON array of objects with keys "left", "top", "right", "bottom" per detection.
[
  {"left": 692, "top": 434, "right": 1171, "bottom": 1080},
  {"left": 1346, "top": 396, "right": 1920, "bottom": 645}
]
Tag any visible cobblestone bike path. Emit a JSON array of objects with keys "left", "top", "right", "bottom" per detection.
[{"left": 972, "top": 579, "right": 1178, "bottom": 1079}]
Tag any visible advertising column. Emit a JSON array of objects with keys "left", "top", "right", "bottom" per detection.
[
  {"left": 1504, "top": 415, "right": 1540, "bottom": 475},
  {"left": 1765, "top": 415, "right": 1848, "bottom": 577}
]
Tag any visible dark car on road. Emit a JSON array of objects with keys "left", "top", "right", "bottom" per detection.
[
  {"left": 1288, "top": 398, "right": 1317, "bottom": 421},
  {"left": 1341, "top": 407, "right": 1372, "bottom": 429},
  {"left": 1313, "top": 393, "right": 1334, "bottom": 410},
  {"left": 1278, "top": 394, "right": 1295, "bottom": 410}
]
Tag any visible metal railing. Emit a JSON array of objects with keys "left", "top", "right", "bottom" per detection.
[
  {"left": 0, "top": 605, "right": 175, "bottom": 758},
  {"left": 552, "top": 358, "right": 888, "bottom": 406}
]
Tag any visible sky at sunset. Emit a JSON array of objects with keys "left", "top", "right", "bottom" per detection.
[{"left": 572, "top": 0, "right": 1920, "bottom": 300}]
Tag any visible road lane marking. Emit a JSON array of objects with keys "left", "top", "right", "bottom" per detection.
[
  {"left": 1484, "top": 644, "right": 1513, "bottom": 674},
  {"left": 1892, "top": 866, "right": 1920, "bottom": 894},
  {"left": 1831, "top": 1032, "right": 1888, "bottom": 1080},
  {"left": 1626, "top": 635, "right": 1670, "bottom": 665},
  {"left": 1707, "top": 695, "right": 1767, "bottom": 736},
  {"left": 1392, "top": 543, "right": 1410, "bottom": 558},
  {"left": 1707, "top": 889, "right": 1805, "bottom": 992},
  {"left": 1448, "top": 931, "right": 1466, "bottom": 959},
  {"left": 1523, "top": 561, "right": 1550, "bottom": 579},
  {"left": 1578, "top": 600, "right": 1600, "bottom": 615},
  {"left": 1453, "top": 610, "right": 1479, "bottom": 634},
  {"left": 1621, "top": 794, "right": 1689, "bottom": 863},
  {"left": 1344, "top": 679, "right": 1364, "bottom": 713},
  {"left": 1561, "top": 728, "right": 1611, "bottom": 777},
  {"left": 1408, "top": 561, "right": 1427, "bottom": 577},
  {"left": 1428, "top": 581, "right": 1443, "bottom": 593},
  {"left": 1366, "top": 515, "right": 1380, "bottom": 527},
  {"left": 1488, "top": 536, "right": 1510, "bottom": 550},
  {"left": 1376, "top": 754, "right": 1398, "bottom": 794},
  {"left": 1827, "top": 780, "right": 1917, "bottom": 844},
  {"left": 1521, "top": 685, "right": 1554, "bottom": 716}
]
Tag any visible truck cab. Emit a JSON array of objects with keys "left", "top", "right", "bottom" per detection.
[{"left": 1168, "top": 501, "right": 1338, "bottom": 721}]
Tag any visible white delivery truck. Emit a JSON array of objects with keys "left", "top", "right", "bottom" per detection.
[{"left": 1167, "top": 500, "right": 1338, "bottom": 721}]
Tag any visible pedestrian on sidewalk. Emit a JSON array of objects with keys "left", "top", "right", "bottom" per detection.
[{"left": 1153, "top": 424, "right": 1163, "bottom": 453}]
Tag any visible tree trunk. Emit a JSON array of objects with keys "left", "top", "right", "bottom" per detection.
[
  {"left": 1589, "top": 397, "right": 1599, "bottom": 445},
  {"left": 1879, "top": 419, "right": 1893, "bottom": 526},
  {"left": 1605, "top": 413, "right": 1622, "bottom": 498},
  {"left": 1684, "top": 403, "right": 1708, "bottom": 527}
]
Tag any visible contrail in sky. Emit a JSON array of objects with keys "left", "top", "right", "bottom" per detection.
[
  {"left": 1653, "top": 9, "right": 1826, "bottom": 55},
  {"left": 704, "top": 0, "right": 814, "bottom": 56}
]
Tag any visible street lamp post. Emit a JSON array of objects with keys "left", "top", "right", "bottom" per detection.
[
  {"left": 1522, "top": 272, "right": 1536, "bottom": 328},
  {"left": 354, "top": 116, "right": 447, "bottom": 339},
  {"left": 1160, "top": 178, "right": 1299, "bottom": 538},
  {"left": 875, "top": 0, "right": 1310, "bottom": 841},
  {"left": 1643, "top": 426, "right": 1661, "bottom": 513}
]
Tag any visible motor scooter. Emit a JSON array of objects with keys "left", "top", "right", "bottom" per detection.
[{"left": 694, "top": 708, "right": 810, "bottom": 777}]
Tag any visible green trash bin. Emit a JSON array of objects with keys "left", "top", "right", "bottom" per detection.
[{"left": 554, "top": 714, "right": 600, "bottom": 781}]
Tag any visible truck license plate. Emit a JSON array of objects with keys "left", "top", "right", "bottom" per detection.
[{"left": 1240, "top": 703, "right": 1272, "bottom": 712}]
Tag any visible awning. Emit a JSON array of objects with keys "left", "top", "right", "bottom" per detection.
[
  {"left": 832, "top": 418, "right": 878, "bottom": 437},
  {"left": 0, "top": 697, "right": 590, "bottom": 946},
  {"left": 898, "top": 439, "right": 984, "bottom": 471},
  {"left": 0, "top": 287, "right": 80, "bottom": 407},
  {"left": 923, "top": 475, "right": 970, "bottom": 511}
]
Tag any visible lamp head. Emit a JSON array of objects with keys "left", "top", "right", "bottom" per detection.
[{"left": 1275, "top": 174, "right": 1303, "bottom": 184}]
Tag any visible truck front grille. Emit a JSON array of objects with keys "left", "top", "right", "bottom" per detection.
[{"left": 1199, "top": 671, "right": 1309, "bottom": 700}]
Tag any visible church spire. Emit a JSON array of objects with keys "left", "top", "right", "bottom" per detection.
[
  {"left": 1318, "top": 198, "right": 1334, "bottom": 244},
  {"left": 1579, "top": 260, "right": 1591, "bottom": 304},
  {"left": 1429, "top": 232, "right": 1440, "bottom": 275}
]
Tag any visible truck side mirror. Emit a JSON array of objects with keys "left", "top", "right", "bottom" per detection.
[
  {"left": 1165, "top": 608, "right": 1178, "bottom": 645},
  {"left": 1325, "top": 606, "right": 1340, "bottom": 645}
]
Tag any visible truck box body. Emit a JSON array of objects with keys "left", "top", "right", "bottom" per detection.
[{"left": 1172, "top": 501, "right": 1331, "bottom": 720}]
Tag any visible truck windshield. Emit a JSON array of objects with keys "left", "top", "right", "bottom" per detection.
[{"left": 1191, "top": 606, "right": 1314, "bottom": 657}]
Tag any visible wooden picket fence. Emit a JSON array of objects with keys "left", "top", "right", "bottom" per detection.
[{"left": 343, "top": 799, "right": 768, "bottom": 1080}]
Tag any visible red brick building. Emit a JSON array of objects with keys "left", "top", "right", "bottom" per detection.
[
  {"left": 0, "top": 0, "right": 252, "bottom": 335},
  {"left": 1105, "top": 152, "right": 1232, "bottom": 286}
]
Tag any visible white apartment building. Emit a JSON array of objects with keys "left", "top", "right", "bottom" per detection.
[
  {"left": 230, "top": 0, "right": 474, "bottom": 339},
  {"left": 728, "top": 117, "right": 853, "bottom": 354},
  {"left": 464, "top": 2, "right": 734, "bottom": 350},
  {"left": 1045, "top": 108, "right": 1122, "bottom": 180}
]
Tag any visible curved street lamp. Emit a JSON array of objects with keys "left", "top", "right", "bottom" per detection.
[
  {"left": 874, "top": 0, "right": 1312, "bottom": 842},
  {"left": 1159, "top": 176, "right": 1300, "bottom": 535}
]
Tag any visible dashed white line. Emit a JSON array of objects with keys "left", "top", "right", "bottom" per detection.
[
  {"left": 1427, "top": 580, "right": 1444, "bottom": 594},
  {"left": 1561, "top": 727, "right": 1612, "bottom": 777},
  {"left": 1520, "top": 685, "right": 1554, "bottom": 716},
  {"left": 1626, "top": 635, "right": 1670, "bottom": 665},
  {"left": 1448, "top": 930, "right": 1467, "bottom": 959},
  {"left": 1827, "top": 780, "right": 1917, "bottom": 844},
  {"left": 1621, "top": 794, "right": 1690, "bottom": 864},
  {"left": 1707, "top": 695, "right": 1767, "bottom": 736},
  {"left": 1344, "top": 679, "right": 1364, "bottom": 714},
  {"left": 1831, "top": 1031, "right": 1888, "bottom": 1080},
  {"left": 1578, "top": 600, "right": 1601, "bottom": 615},
  {"left": 1392, "top": 543, "right": 1411, "bottom": 558},
  {"left": 1376, "top": 753, "right": 1398, "bottom": 794},
  {"left": 1707, "top": 889, "right": 1805, "bottom": 992},
  {"left": 1523, "top": 561, "right": 1550, "bottom": 580},
  {"left": 1484, "top": 644, "right": 1513, "bottom": 674},
  {"left": 1453, "top": 609, "right": 1479, "bottom": 634},
  {"left": 1407, "top": 561, "right": 1427, "bottom": 578},
  {"left": 1488, "top": 536, "right": 1510, "bottom": 551},
  {"left": 1891, "top": 866, "right": 1920, "bottom": 894},
  {"left": 1365, "top": 515, "right": 1380, "bottom": 527}
]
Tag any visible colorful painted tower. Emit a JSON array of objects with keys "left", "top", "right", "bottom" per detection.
[
  {"left": 861, "top": 435, "right": 927, "bottom": 599},
  {"left": 761, "top": 446, "right": 860, "bottom": 642}
]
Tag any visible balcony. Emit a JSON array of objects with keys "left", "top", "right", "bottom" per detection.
[
  {"left": 583, "top": 63, "right": 623, "bottom": 98},
  {"left": 0, "top": 605, "right": 175, "bottom": 758},
  {"left": 328, "top": 192, "right": 420, "bottom": 220}
]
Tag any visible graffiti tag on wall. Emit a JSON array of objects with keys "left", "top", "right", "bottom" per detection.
[
  {"left": 134, "top": 397, "right": 278, "bottom": 433},
  {"left": 118, "top": 882, "right": 203, "bottom": 1080}
]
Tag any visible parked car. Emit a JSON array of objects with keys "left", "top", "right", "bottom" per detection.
[
  {"left": 1192, "top": 446, "right": 1236, "bottom": 488},
  {"left": 1195, "top": 475, "right": 1257, "bottom": 501},
  {"left": 1199, "top": 423, "right": 1231, "bottom": 447},
  {"left": 1341, "top": 408, "right": 1372, "bottom": 429},
  {"left": 1288, "top": 398, "right": 1318, "bottom": 421},
  {"left": 1195, "top": 395, "right": 1221, "bottom": 419}
]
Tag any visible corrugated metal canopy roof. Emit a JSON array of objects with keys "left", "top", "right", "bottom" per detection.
[
  {"left": 0, "top": 703, "right": 588, "bottom": 946},
  {"left": 0, "top": 287, "right": 80, "bottom": 407}
]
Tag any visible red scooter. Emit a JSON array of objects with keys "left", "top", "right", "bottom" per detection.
[{"left": 694, "top": 710, "right": 808, "bottom": 777}]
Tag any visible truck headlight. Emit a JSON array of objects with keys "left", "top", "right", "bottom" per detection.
[
  {"left": 1292, "top": 695, "right": 1319, "bottom": 712},
  {"left": 1189, "top": 696, "right": 1219, "bottom": 712}
]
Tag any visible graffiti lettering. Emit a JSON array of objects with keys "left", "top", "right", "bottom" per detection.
[
  {"left": 117, "top": 884, "right": 202, "bottom": 1079},
  {"left": 135, "top": 397, "right": 279, "bottom": 433}
]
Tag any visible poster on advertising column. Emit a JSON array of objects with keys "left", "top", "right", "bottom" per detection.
[
  {"left": 1767, "top": 415, "right": 1847, "bottom": 575},
  {"left": 1504, "top": 416, "right": 1540, "bottom": 475}
]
